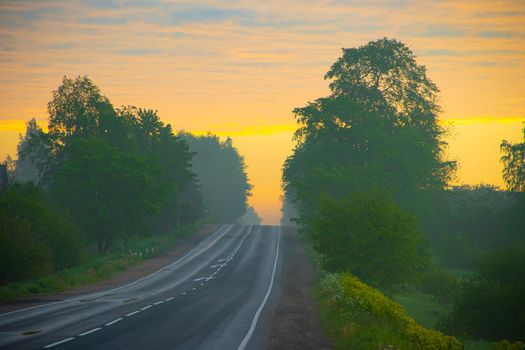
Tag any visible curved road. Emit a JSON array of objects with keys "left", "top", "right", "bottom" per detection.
[{"left": 0, "top": 225, "right": 283, "bottom": 349}]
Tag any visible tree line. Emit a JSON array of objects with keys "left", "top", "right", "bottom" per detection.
[
  {"left": 1, "top": 76, "right": 254, "bottom": 285},
  {"left": 282, "top": 38, "right": 525, "bottom": 344}
]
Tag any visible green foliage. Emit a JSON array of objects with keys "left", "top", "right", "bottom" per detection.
[
  {"left": 51, "top": 137, "right": 162, "bottom": 252},
  {"left": 418, "top": 267, "right": 461, "bottom": 303},
  {"left": 307, "top": 194, "right": 429, "bottom": 290},
  {"left": 501, "top": 123, "right": 525, "bottom": 192},
  {"left": 316, "top": 273, "right": 462, "bottom": 350},
  {"left": 450, "top": 248, "right": 525, "bottom": 342},
  {"left": 180, "top": 132, "right": 252, "bottom": 223},
  {"left": 17, "top": 77, "right": 204, "bottom": 253},
  {"left": 283, "top": 38, "right": 455, "bottom": 222},
  {"left": 0, "top": 183, "right": 82, "bottom": 284}
]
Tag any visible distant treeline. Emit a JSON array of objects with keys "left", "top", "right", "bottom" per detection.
[
  {"left": 282, "top": 38, "right": 525, "bottom": 345},
  {"left": 0, "top": 76, "right": 255, "bottom": 286}
]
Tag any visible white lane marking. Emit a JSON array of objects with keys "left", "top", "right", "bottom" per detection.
[
  {"left": 217, "top": 259, "right": 227, "bottom": 262},
  {"left": 182, "top": 292, "right": 187, "bottom": 295},
  {"left": 43, "top": 337, "right": 75, "bottom": 348},
  {"left": 78, "top": 327, "right": 102, "bottom": 336},
  {"left": 126, "top": 310, "right": 140, "bottom": 317},
  {"left": 210, "top": 264, "right": 221, "bottom": 268},
  {"left": 237, "top": 226, "right": 281, "bottom": 350},
  {"left": 165, "top": 297, "right": 174, "bottom": 301},
  {"left": 141, "top": 305, "right": 152, "bottom": 311},
  {"left": 200, "top": 283, "right": 204, "bottom": 286},
  {"left": 192, "top": 288, "right": 196, "bottom": 291},
  {"left": 193, "top": 277, "right": 208, "bottom": 282},
  {"left": 105, "top": 317, "right": 123, "bottom": 326},
  {"left": 154, "top": 301, "right": 164, "bottom": 305}
]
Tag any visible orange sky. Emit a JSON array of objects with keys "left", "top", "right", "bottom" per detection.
[{"left": 1, "top": 0, "right": 524, "bottom": 224}]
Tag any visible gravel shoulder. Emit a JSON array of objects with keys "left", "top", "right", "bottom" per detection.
[{"left": 269, "top": 226, "right": 332, "bottom": 350}]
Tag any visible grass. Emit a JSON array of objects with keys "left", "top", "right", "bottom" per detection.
[
  {"left": 393, "top": 291, "right": 451, "bottom": 329},
  {"left": 0, "top": 224, "right": 200, "bottom": 303}
]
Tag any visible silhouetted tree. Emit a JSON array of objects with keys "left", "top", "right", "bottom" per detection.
[
  {"left": 501, "top": 123, "right": 525, "bottom": 192},
  {"left": 180, "top": 132, "right": 252, "bottom": 223}
]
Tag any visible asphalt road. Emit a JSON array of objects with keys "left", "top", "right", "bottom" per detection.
[{"left": 0, "top": 225, "right": 283, "bottom": 350}]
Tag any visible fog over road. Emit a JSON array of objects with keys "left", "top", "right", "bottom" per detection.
[{"left": 0, "top": 225, "right": 283, "bottom": 349}]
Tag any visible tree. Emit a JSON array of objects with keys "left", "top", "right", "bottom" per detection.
[
  {"left": 180, "top": 132, "right": 252, "bottom": 223},
  {"left": 501, "top": 123, "right": 525, "bottom": 192},
  {"left": 283, "top": 38, "right": 455, "bottom": 220},
  {"left": 307, "top": 193, "right": 428, "bottom": 290},
  {"left": 51, "top": 137, "right": 162, "bottom": 252},
  {"left": 15, "top": 118, "right": 46, "bottom": 183}
]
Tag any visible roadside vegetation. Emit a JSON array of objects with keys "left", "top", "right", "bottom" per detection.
[
  {"left": 0, "top": 76, "right": 254, "bottom": 301},
  {"left": 282, "top": 38, "right": 525, "bottom": 349}
]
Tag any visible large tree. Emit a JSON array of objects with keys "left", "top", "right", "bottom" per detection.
[{"left": 283, "top": 38, "right": 455, "bottom": 218}]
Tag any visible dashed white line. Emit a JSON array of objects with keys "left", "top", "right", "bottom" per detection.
[
  {"left": 43, "top": 337, "right": 75, "bottom": 348},
  {"left": 141, "top": 305, "right": 152, "bottom": 311},
  {"left": 126, "top": 310, "right": 140, "bottom": 317},
  {"left": 165, "top": 297, "right": 174, "bottom": 301},
  {"left": 182, "top": 292, "right": 187, "bottom": 295},
  {"left": 78, "top": 327, "right": 101, "bottom": 337},
  {"left": 192, "top": 288, "right": 196, "bottom": 291},
  {"left": 105, "top": 317, "right": 123, "bottom": 326},
  {"left": 154, "top": 301, "right": 164, "bottom": 305}
]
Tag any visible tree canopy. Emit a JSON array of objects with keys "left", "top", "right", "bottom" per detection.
[
  {"left": 501, "top": 123, "right": 525, "bottom": 192},
  {"left": 180, "top": 132, "right": 252, "bottom": 223}
]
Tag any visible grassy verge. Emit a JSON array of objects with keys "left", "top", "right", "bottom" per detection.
[
  {"left": 393, "top": 291, "right": 451, "bottom": 329},
  {"left": 0, "top": 224, "right": 200, "bottom": 303},
  {"left": 315, "top": 273, "right": 462, "bottom": 350}
]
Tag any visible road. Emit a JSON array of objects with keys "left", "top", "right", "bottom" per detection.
[{"left": 0, "top": 225, "right": 283, "bottom": 350}]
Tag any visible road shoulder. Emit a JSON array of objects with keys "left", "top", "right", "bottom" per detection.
[{"left": 268, "top": 226, "right": 332, "bottom": 350}]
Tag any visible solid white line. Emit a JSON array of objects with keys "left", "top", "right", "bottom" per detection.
[
  {"left": 237, "top": 226, "right": 281, "bottom": 350},
  {"left": 43, "top": 337, "right": 75, "bottom": 348},
  {"left": 78, "top": 327, "right": 101, "bottom": 336},
  {"left": 154, "top": 301, "right": 164, "bottom": 305},
  {"left": 165, "top": 297, "right": 174, "bottom": 301},
  {"left": 126, "top": 310, "right": 140, "bottom": 317},
  {"left": 105, "top": 317, "right": 123, "bottom": 326},
  {"left": 141, "top": 305, "right": 152, "bottom": 311}
]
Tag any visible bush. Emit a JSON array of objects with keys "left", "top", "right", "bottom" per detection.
[
  {"left": 450, "top": 248, "right": 525, "bottom": 342},
  {"left": 308, "top": 194, "right": 429, "bottom": 290},
  {"left": 0, "top": 183, "right": 82, "bottom": 284},
  {"left": 317, "top": 273, "right": 462, "bottom": 350},
  {"left": 418, "top": 267, "right": 461, "bottom": 302}
]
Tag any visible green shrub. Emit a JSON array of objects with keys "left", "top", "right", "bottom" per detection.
[
  {"left": 419, "top": 267, "right": 461, "bottom": 302},
  {"left": 450, "top": 248, "right": 525, "bottom": 342},
  {"left": 308, "top": 194, "right": 429, "bottom": 290},
  {"left": 317, "top": 273, "right": 462, "bottom": 350}
]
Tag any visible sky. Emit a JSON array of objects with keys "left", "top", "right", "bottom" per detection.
[{"left": 0, "top": 0, "right": 524, "bottom": 224}]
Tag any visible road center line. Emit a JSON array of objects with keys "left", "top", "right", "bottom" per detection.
[
  {"left": 237, "top": 226, "right": 282, "bottom": 350},
  {"left": 78, "top": 327, "right": 101, "bottom": 336},
  {"left": 43, "top": 337, "right": 75, "bottom": 348},
  {"left": 140, "top": 305, "right": 152, "bottom": 311},
  {"left": 165, "top": 297, "right": 174, "bottom": 301},
  {"left": 105, "top": 317, "right": 123, "bottom": 326},
  {"left": 153, "top": 301, "right": 164, "bottom": 305},
  {"left": 126, "top": 310, "right": 140, "bottom": 317}
]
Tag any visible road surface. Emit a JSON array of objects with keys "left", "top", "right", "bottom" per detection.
[{"left": 0, "top": 225, "right": 283, "bottom": 349}]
